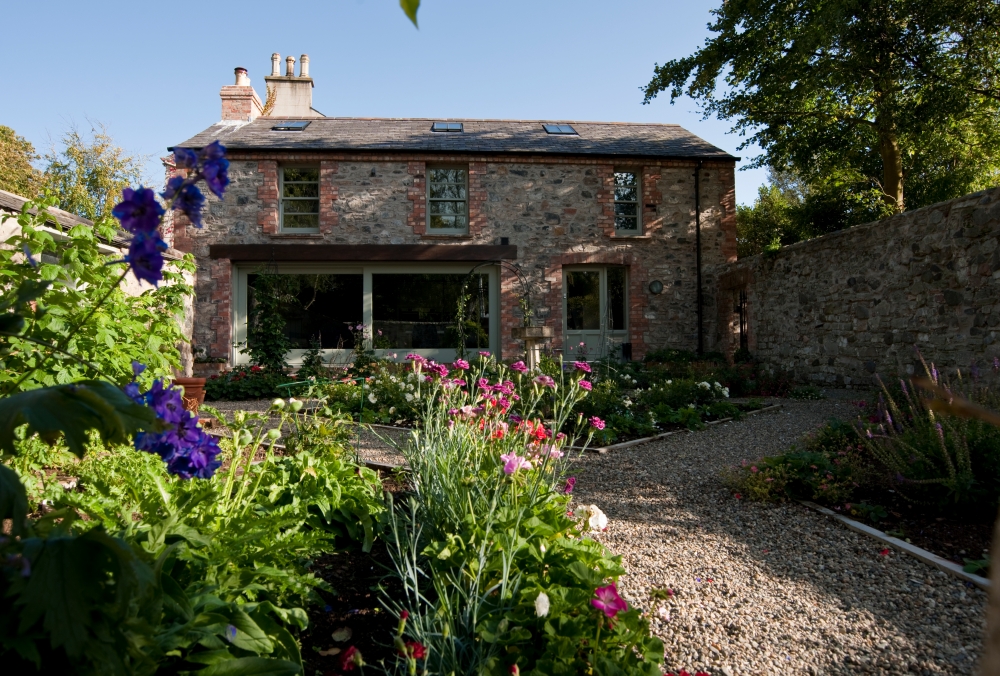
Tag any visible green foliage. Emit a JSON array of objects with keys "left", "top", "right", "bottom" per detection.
[
  {"left": 41, "top": 124, "right": 147, "bottom": 223},
  {"left": 296, "top": 336, "right": 326, "bottom": 381},
  {"left": 383, "top": 356, "right": 663, "bottom": 675},
  {"left": 0, "top": 199, "right": 193, "bottom": 391},
  {"left": 789, "top": 385, "right": 825, "bottom": 401},
  {"left": 244, "top": 273, "right": 295, "bottom": 373},
  {"left": 0, "top": 125, "right": 42, "bottom": 198},
  {"left": 644, "top": 0, "right": 1000, "bottom": 215},
  {"left": 399, "top": 0, "right": 420, "bottom": 26},
  {"left": 205, "top": 366, "right": 289, "bottom": 401}
]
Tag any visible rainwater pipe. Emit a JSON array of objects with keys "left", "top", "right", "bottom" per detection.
[{"left": 695, "top": 160, "right": 704, "bottom": 355}]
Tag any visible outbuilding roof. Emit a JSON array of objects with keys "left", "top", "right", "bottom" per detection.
[{"left": 172, "top": 118, "right": 737, "bottom": 160}]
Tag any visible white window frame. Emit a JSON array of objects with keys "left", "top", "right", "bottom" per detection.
[
  {"left": 232, "top": 263, "right": 500, "bottom": 366},
  {"left": 279, "top": 166, "right": 320, "bottom": 233},
  {"left": 426, "top": 165, "right": 470, "bottom": 235},
  {"left": 561, "top": 265, "right": 629, "bottom": 358},
  {"left": 613, "top": 169, "right": 641, "bottom": 235}
]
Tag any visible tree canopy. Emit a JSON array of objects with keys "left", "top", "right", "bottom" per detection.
[
  {"left": 0, "top": 126, "right": 42, "bottom": 198},
  {"left": 644, "top": 0, "right": 1000, "bottom": 213}
]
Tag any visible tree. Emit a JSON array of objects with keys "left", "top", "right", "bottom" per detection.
[
  {"left": 42, "top": 123, "right": 147, "bottom": 222},
  {"left": 644, "top": 0, "right": 1000, "bottom": 213},
  {"left": 0, "top": 126, "right": 42, "bottom": 197}
]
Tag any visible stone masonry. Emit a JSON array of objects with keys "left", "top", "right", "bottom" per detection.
[
  {"left": 716, "top": 187, "right": 1000, "bottom": 386},
  {"left": 174, "top": 152, "right": 737, "bottom": 369}
]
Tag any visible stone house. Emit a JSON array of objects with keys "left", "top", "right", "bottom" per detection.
[{"left": 169, "top": 54, "right": 738, "bottom": 374}]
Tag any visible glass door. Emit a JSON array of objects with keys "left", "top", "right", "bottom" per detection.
[{"left": 563, "top": 267, "right": 627, "bottom": 360}]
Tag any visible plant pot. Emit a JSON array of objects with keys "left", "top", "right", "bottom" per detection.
[{"left": 173, "top": 377, "right": 207, "bottom": 414}]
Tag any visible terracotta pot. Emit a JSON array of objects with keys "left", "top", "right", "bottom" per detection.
[{"left": 173, "top": 377, "right": 207, "bottom": 414}]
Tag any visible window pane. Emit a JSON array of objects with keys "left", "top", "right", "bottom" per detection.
[
  {"left": 429, "top": 184, "right": 467, "bottom": 199},
  {"left": 284, "top": 199, "right": 320, "bottom": 214},
  {"left": 284, "top": 182, "right": 319, "bottom": 198},
  {"left": 284, "top": 168, "right": 319, "bottom": 182},
  {"left": 429, "top": 215, "right": 457, "bottom": 229},
  {"left": 566, "top": 271, "right": 601, "bottom": 331},
  {"left": 373, "top": 274, "right": 489, "bottom": 349},
  {"left": 607, "top": 268, "right": 626, "bottom": 332},
  {"left": 614, "top": 186, "right": 637, "bottom": 202},
  {"left": 283, "top": 213, "right": 320, "bottom": 229},
  {"left": 615, "top": 215, "right": 638, "bottom": 231},
  {"left": 614, "top": 202, "right": 638, "bottom": 217},
  {"left": 614, "top": 171, "right": 637, "bottom": 187},
  {"left": 248, "top": 274, "right": 362, "bottom": 350}
]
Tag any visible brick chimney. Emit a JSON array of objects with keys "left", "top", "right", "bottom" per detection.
[
  {"left": 220, "top": 67, "right": 263, "bottom": 122},
  {"left": 263, "top": 53, "right": 323, "bottom": 118}
]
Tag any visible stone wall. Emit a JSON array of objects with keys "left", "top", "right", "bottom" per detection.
[
  {"left": 173, "top": 152, "right": 737, "bottom": 366},
  {"left": 715, "top": 187, "right": 1000, "bottom": 387}
]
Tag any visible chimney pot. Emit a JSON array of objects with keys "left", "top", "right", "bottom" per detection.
[
  {"left": 234, "top": 67, "right": 249, "bottom": 86},
  {"left": 271, "top": 53, "right": 281, "bottom": 76},
  {"left": 299, "top": 54, "right": 310, "bottom": 78},
  {"left": 285, "top": 55, "right": 295, "bottom": 77}
]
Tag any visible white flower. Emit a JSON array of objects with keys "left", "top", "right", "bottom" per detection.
[
  {"left": 389, "top": 406, "right": 396, "bottom": 414},
  {"left": 540, "top": 543, "right": 546, "bottom": 553},
  {"left": 407, "top": 383, "right": 415, "bottom": 391},
  {"left": 534, "top": 591, "right": 550, "bottom": 617},
  {"left": 368, "top": 393, "right": 377, "bottom": 404},
  {"left": 576, "top": 504, "right": 608, "bottom": 531},
  {"left": 714, "top": 381, "right": 722, "bottom": 389},
  {"left": 666, "top": 380, "right": 672, "bottom": 385},
  {"left": 623, "top": 398, "right": 633, "bottom": 408},
  {"left": 698, "top": 381, "right": 711, "bottom": 390},
  {"left": 405, "top": 393, "right": 414, "bottom": 402},
  {"left": 722, "top": 388, "right": 730, "bottom": 398}
]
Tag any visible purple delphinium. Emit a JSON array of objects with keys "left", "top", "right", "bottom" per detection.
[
  {"left": 126, "top": 233, "right": 168, "bottom": 286},
  {"left": 199, "top": 141, "right": 230, "bottom": 198},
  {"left": 162, "top": 176, "right": 206, "bottom": 228},
  {"left": 112, "top": 187, "right": 164, "bottom": 235},
  {"left": 129, "top": 373, "right": 222, "bottom": 479}
]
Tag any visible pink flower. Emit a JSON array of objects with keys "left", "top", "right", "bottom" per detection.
[
  {"left": 578, "top": 379, "right": 592, "bottom": 391},
  {"left": 591, "top": 582, "right": 628, "bottom": 619},
  {"left": 563, "top": 476, "right": 576, "bottom": 494},
  {"left": 452, "top": 359, "right": 470, "bottom": 370},
  {"left": 534, "top": 375, "right": 556, "bottom": 388},
  {"left": 500, "top": 452, "right": 532, "bottom": 474},
  {"left": 750, "top": 466, "right": 759, "bottom": 473},
  {"left": 574, "top": 361, "right": 591, "bottom": 373},
  {"left": 510, "top": 361, "right": 529, "bottom": 374},
  {"left": 589, "top": 416, "right": 605, "bottom": 430},
  {"left": 479, "top": 351, "right": 491, "bottom": 357},
  {"left": 538, "top": 446, "right": 564, "bottom": 459}
]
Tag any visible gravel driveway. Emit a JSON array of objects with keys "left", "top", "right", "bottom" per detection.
[{"left": 572, "top": 398, "right": 988, "bottom": 675}]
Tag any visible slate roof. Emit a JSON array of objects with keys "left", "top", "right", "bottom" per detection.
[{"left": 172, "top": 118, "right": 737, "bottom": 160}]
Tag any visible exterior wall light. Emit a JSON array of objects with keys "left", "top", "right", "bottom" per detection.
[{"left": 648, "top": 280, "right": 664, "bottom": 294}]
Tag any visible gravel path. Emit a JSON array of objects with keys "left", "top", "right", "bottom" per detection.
[{"left": 572, "top": 398, "right": 988, "bottom": 675}]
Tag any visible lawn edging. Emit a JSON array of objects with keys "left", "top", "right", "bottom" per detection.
[
  {"left": 568, "top": 403, "right": 785, "bottom": 454},
  {"left": 798, "top": 500, "right": 991, "bottom": 590}
]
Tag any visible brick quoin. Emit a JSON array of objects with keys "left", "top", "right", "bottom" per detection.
[
  {"left": 719, "top": 166, "right": 738, "bottom": 263},
  {"left": 209, "top": 260, "right": 232, "bottom": 360},
  {"left": 642, "top": 166, "right": 664, "bottom": 234},
  {"left": 596, "top": 165, "right": 617, "bottom": 238},
  {"left": 407, "top": 161, "right": 427, "bottom": 235},
  {"left": 319, "top": 161, "right": 339, "bottom": 233},
  {"left": 257, "top": 161, "right": 279, "bottom": 234},
  {"left": 468, "top": 161, "right": 487, "bottom": 236}
]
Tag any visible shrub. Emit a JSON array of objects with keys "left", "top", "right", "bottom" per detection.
[
  {"left": 205, "top": 365, "right": 289, "bottom": 400},
  {"left": 789, "top": 385, "right": 825, "bottom": 400}
]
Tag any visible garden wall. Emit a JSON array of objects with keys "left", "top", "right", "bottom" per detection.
[{"left": 716, "top": 187, "right": 1000, "bottom": 387}]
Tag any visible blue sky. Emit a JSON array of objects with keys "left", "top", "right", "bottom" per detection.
[{"left": 1, "top": 0, "right": 766, "bottom": 204}]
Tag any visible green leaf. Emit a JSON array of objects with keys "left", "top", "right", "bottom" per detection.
[
  {"left": 399, "top": 0, "right": 419, "bottom": 26},
  {"left": 0, "top": 380, "right": 155, "bottom": 457},
  {"left": 0, "top": 464, "right": 28, "bottom": 536},
  {"left": 191, "top": 656, "right": 301, "bottom": 675},
  {"left": 227, "top": 608, "right": 274, "bottom": 654}
]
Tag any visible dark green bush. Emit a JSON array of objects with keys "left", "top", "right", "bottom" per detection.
[{"left": 205, "top": 366, "right": 290, "bottom": 401}]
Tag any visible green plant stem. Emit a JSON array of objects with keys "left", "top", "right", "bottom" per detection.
[{"left": 3, "top": 266, "right": 130, "bottom": 394}]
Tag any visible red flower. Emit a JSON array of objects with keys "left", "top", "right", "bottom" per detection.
[
  {"left": 400, "top": 610, "right": 409, "bottom": 620},
  {"left": 509, "top": 665, "right": 520, "bottom": 676},
  {"left": 400, "top": 640, "right": 426, "bottom": 660},
  {"left": 734, "top": 493, "right": 742, "bottom": 500},
  {"left": 879, "top": 548, "right": 890, "bottom": 557},
  {"left": 339, "top": 646, "right": 362, "bottom": 671},
  {"left": 250, "top": 365, "right": 262, "bottom": 373}
]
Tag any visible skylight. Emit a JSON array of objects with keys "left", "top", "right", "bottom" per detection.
[
  {"left": 431, "top": 122, "right": 463, "bottom": 132},
  {"left": 543, "top": 123, "right": 577, "bottom": 135},
  {"left": 271, "top": 121, "right": 311, "bottom": 131}
]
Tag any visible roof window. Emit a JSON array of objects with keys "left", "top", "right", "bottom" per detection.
[
  {"left": 271, "top": 121, "right": 311, "bottom": 131},
  {"left": 431, "top": 122, "right": 464, "bottom": 132},
  {"left": 543, "top": 123, "right": 577, "bottom": 135}
]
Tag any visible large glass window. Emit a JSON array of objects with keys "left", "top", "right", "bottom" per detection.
[
  {"left": 280, "top": 167, "right": 320, "bottom": 231},
  {"left": 248, "top": 273, "right": 362, "bottom": 349},
  {"left": 373, "top": 273, "right": 489, "bottom": 349},
  {"left": 613, "top": 170, "right": 640, "bottom": 234},
  {"left": 427, "top": 167, "right": 468, "bottom": 233},
  {"left": 563, "top": 267, "right": 628, "bottom": 358}
]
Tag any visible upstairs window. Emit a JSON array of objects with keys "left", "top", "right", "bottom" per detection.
[
  {"left": 280, "top": 167, "right": 320, "bottom": 232},
  {"left": 613, "top": 170, "right": 640, "bottom": 234},
  {"left": 428, "top": 167, "right": 468, "bottom": 234},
  {"left": 431, "top": 122, "right": 463, "bottom": 132}
]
